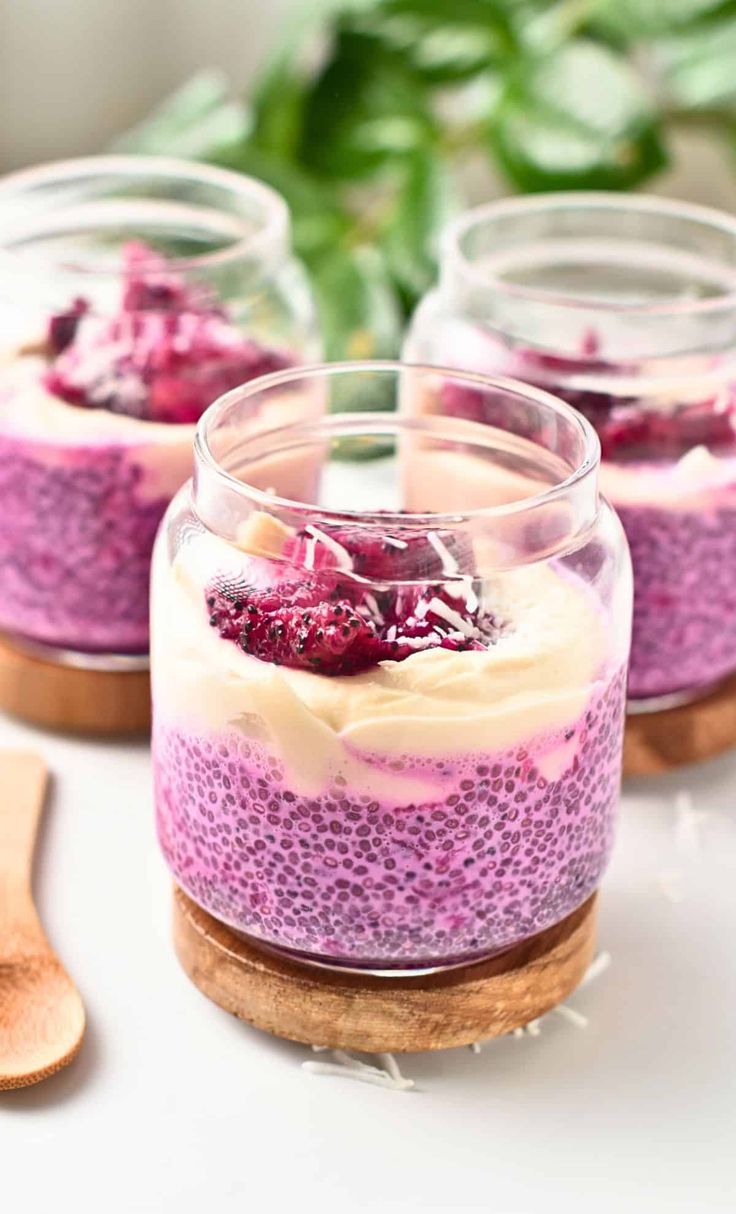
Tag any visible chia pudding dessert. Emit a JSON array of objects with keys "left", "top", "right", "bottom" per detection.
[
  {"left": 0, "top": 157, "right": 316, "bottom": 661},
  {"left": 152, "top": 369, "right": 631, "bottom": 972},
  {"left": 404, "top": 194, "right": 736, "bottom": 708}
]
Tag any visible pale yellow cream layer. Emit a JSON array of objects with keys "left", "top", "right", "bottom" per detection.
[
  {"left": 151, "top": 525, "right": 608, "bottom": 797},
  {"left": 601, "top": 445, "right": 736, "bottom": 511}
]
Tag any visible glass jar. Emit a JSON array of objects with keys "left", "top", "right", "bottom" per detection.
[
  {"left": 405, "top": 194, "right": 736, "bottom": 709},
  {"left": 151, "top": 362, "right": 631, "bottom": 973},
  {"left": 0, "top": 155, "right": 318, "bottom": 665}
]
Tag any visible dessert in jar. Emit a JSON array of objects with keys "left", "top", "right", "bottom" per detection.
[
  {"left": 404, "top": 194, "right": 736, "bottom": 708},
  {"left": 152, "top": 364, "right": 631, "bottom": 972},
  {"left": 0, "top": 156, "right": 318, "bottom": 664}
]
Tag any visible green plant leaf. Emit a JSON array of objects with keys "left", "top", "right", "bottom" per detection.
[
  {"left": 306, "top": 243, "right": 403, "bottom": 364},
  {"left": 210, "top": 142, "right": 351, "bottom": 261},
  {"left": 306, "top": 243, "right": 404, "bottom": 416},
  {"left": 380, "top": 149, "right": 456, "bottom": 304},
  {"left": 653, "top": 15, "right": 736, "bottom": 109},
  {"left": 300, "top": 28, "right": 435, "bottom": 179},
  {"left": 249, "top": 55, "right": 309, "bottom": 160},
  {"left": 593, "top": 0, "right": 736, "bottom": 40},
  {"left": 349, "top": 0, "right": 517, "bottom": 82},
  {"left": 113, "top": 70, "right": 250, "bottom": 157},
  {"left": 490, "top": 39, "right": 667, "bottom": 190}
]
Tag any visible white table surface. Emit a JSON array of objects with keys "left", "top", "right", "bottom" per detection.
[{"left": 1, "top": 707, "right": 735, "bottom": 1214}]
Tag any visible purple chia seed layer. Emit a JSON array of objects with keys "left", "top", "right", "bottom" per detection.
[
  {"left": 0, "top": 439, "right": 168, "bottom": 653},
  {"left": 618, "top": 499, "right": 736, "bottom": 700},
  {"left": 153, "top": 666, "right": 626, "bottom": 969}
]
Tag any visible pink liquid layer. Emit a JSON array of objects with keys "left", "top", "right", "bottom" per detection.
[{"left": 153, "top": 666, "right": 626, "bottom": 969}]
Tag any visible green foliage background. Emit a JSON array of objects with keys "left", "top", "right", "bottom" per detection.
[{"left": 115, "top": 0, "right": 736, "bottom": 360}]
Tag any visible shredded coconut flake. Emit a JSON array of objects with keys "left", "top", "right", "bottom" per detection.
[
  {"left": 305, "top": 524, "right": 354, "bottom": 572},
  {"left": 463, "top": 579, "right": 479, "bottom": 614},
  {"left": 381, "top": 535, "right": 408, "bottom": 549},
  {"left": 426, "top": 596, "right": 476, "bottom": 637},
  {"left": 657, "top": 868, "right": 685, "bottom": 904},
  {"left": 363, "top": 592, "right": 384, "bottom": 624},
  {"left": 553, "top": 1004, "right": 589, "bottom": 1030},
  {"left": 427, "top": 530, "right": 460, "bottom": 577},
  {"left": 444, "top": 578, "right": 479, "bottom": 614},
  {"left": 674, "top": 790, "right": 710, "bottom": 856},
  {"left": 302, "top": 1047, "right": 414, "bottom": 1091},
  {"left": 580, "top": 950, "right": 612, "bottom": 988}
]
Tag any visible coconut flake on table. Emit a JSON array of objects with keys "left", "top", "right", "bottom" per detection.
[
  {"left": 673, "top": 789, "right": 716, "bottom": 856},
  {"left": 657, "top": 868, "right": 685, "bottom": 904},
  {"left": 302, "top": 1046, "right": 415, "bottom": 1091}
]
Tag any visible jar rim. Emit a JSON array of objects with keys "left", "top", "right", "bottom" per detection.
[
  {"left": 0, "top": 154, "right": 290, "bottom": 275},
  {"left": 442, "top": 192, "right": 736, "bottom": 320},
  {"left": 194, "top": 360, "right": 600, "bottom": 530}
]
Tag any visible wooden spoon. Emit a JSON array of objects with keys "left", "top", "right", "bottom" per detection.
[{"left": 0, "top": 751, "right": 85, "bottom": 1089}]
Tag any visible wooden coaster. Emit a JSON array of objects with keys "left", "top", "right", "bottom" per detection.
[
  {"left": 0, "top": 634, "right": 150, "bottom": 736},
  {"left": 172, "top": 886, "right": 597, "bottom": 1053},
  {"left": 624, "top": 673, "right": 736, "bottom": 776}
]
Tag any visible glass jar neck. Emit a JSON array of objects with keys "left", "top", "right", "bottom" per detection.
[
  {"left": 0, "top": 155, "right": 290, "bottom": 305},
  {"left": 192, "top": 367, "right": 601, "bottom": 571},
  {"left": 441, "top": 194, "right": 736, "bottom": 365}
]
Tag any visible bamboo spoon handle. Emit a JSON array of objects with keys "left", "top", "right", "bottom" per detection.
[
  {"left": 0, "top": 751, "right": 48, "bottom": 923},
  {"left": 0, "top": 749, "right": 85, "bottom": 1090}
]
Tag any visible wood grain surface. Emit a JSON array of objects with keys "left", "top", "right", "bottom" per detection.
[
  {"left": 0, "top": 751, "right": 85, "bottom": 1089},
  {"left": 624, "top": 674, "right": 736, "bottom": 776},
  {"left": 0, "top": 634, "right": 150, "bottom": 736},
  {"left": 173, "top": 886, "right": 597, "bottom": 1053}
]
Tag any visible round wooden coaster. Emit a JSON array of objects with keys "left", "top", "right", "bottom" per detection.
[
  {"left": 0, "top": 634, "right": 150, "bottom": 736},
  {"left": 624, "top": 673, "right": 736, "bottom": 776},
  {"left": 172, "top": 886, "right": 597, "bottom": 1053}
]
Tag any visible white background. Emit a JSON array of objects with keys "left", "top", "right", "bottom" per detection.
[{"left": 1, "top": 708, "right": 735, "bottom": 1213}]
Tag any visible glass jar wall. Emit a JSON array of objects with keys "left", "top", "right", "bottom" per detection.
[
  {"left": 151, "top": 363, "right": 631, "bottom": 973},
  {"left": 0, "top": 155, "right": 318, "bottom": 665},
  {"left": 405, "top": 194, "right": 736, "bottom": 709}
]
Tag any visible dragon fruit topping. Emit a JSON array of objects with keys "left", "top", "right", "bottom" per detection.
[
  {"left": 284, "top": 520, "right": 473, "bottom": 582},
  {"left": 206, "top": 553, "right": 500, "bottom": 677},
  {"left": 42, "top": 241, "right": 289, "bottom": 424},
  {"left": 442, "top": 329, "right": 736, "bottom": 460},
  {"left": 48, "top": 297, "right": 89, "bottom": 355}
]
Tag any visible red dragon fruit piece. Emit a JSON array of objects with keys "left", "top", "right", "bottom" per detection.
[
  {"left": 205, "top": 553, "right": 499, "bottom": 676},
  {"left": 43, "top": 240, "right": 289, "bottom": 424},
  {"left": 284, "top": 520, "right": 474, "bottom": 583}
]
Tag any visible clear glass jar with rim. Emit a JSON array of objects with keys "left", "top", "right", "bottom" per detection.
[
  {"left": 151, "top": 362, "right": 631, "bottom": 974},
  {"left": 404, "top": 193, "right": 736, "bottom": 709},
  {"left": 0, "top": 155, "right": 318, "bottom": 668}
]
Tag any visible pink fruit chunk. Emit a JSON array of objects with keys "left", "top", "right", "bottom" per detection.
[
  {"left": 43, "top": 241, "right": 289, "bottom": 424},
  {"left": 443, "top": 329, "right": 736, "bottom": 460},
  {"left": 284, "top": 520, "right": 474, "bottom": 582},
  {"left": 205, "top": 544, "right": 500, "bottom": 676}
]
